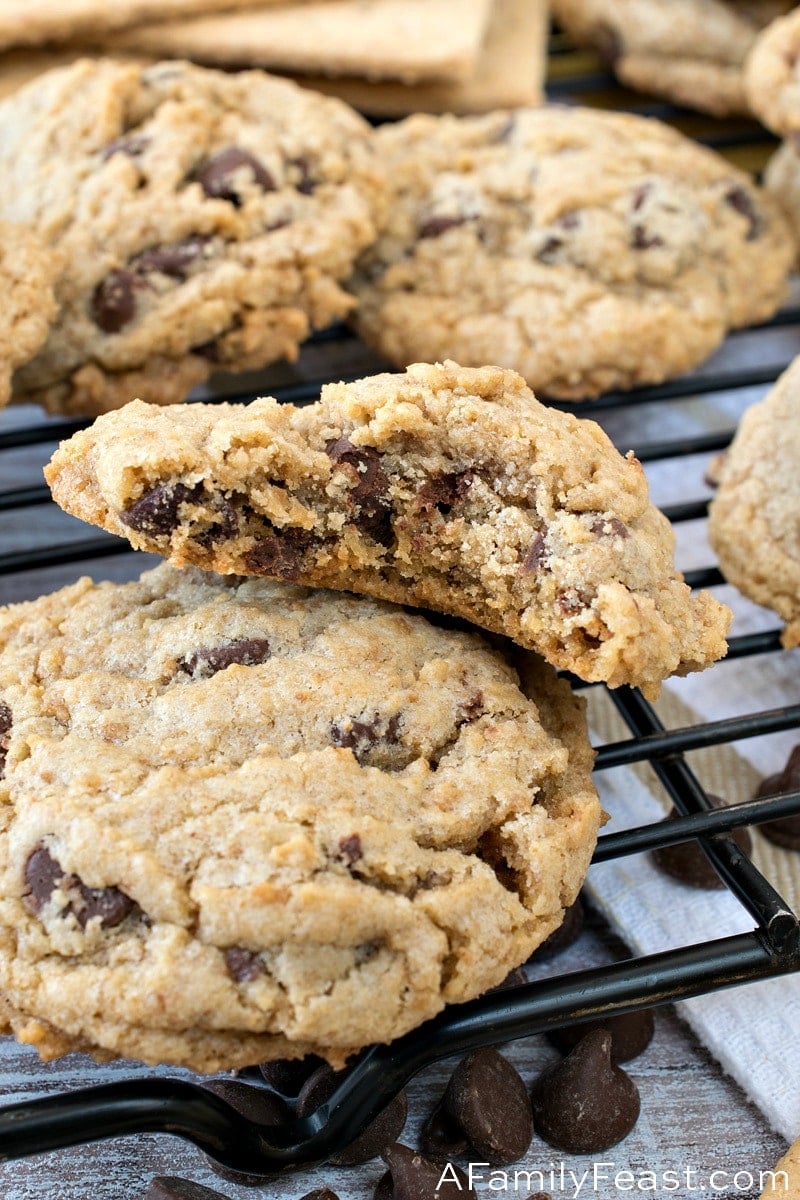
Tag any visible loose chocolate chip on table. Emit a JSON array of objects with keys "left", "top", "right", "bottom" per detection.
[
  {"left": 444, "top": 1048, "right": 533, "bottom": 1166},
  {"left": 224, "top": 947, "right": 263, "bottom": 983},
  {"left": 244, "top": 527, "right": 318, "bottom": 580},
  {"left": 24, "top": 844, "right": 134, "bottom": 930},
  {"left": 330, "top": 1088, "right": 408, "bottom": 1166},
  {"left": 651, "top": 794, "right": 752, "bottom": 888},
  {"left": 419, "top": 1099, "right": 469, "bottom": 1162},
  {"left": 196, "top": 147, "right": 276, "bottom": 204},
  {"left": 259, "top": 1054, "right": 326, "bottom": 1095},
  {"left": 120, "top": 481, "right": 202, "bottom": 537},
  {"left": 178, "top": 638, "right": 271, "bottom": 678},
  {"left": 331, "top": 712, "right": 401, "bottom": 765},
  {"left": 755, "top": 745, "right": 800, "bottom": 850},
  {"left": 201, "top": 1079, "right": 288, "bottom": 1186},
  {"left": 418, "top": 214, "right": 468, "bottom": 239},
  {"left": 531, "top": 1029, "right": 640, "bottom": 1153},
  {"left": 296, "top": 1062, "right": 345, "bottom": 1117},
  {"left": 724, "top": 184, "right": 761, "bottom": 240},
  {"left": 92, "top": 268, "right": 144, "bottom": 333},
  {"left": 301, "top": 1191, "right": 340, "bottom": 1200},
  {"left": 548, "top": 1008, "right": 655, "bottom": 1064},
  {"left": 146, "top": 1178, "right": 228, "bottom": 1200},
  {"left": 530, "top": 897, "right": 584, "bottom": 961},
  {"left": 380, "top": 1143, "right": 475, "bottom": 1200},
  {"left": 133, "top": 236, "right": 211, "bottom": 280}
]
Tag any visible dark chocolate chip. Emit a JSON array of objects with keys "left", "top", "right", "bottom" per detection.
[
  {"left": 101, "top": 134, "right": 149, "bottom": 161},
  {"left": 330, "top": 1089, "right": 409, "bottom": 1166},
  {"left": 336, "top": 834, "right": 363, "bottom": 865},
  {"left": 0, "top": 700, "right": 11, "bottom": 781},
  {"left": 23, "top": 846, "right": 65, "bottom": 913},
  {"left": 651, "top": 794, "right": 752, "bottom": 888},
  {"left": 593, "top": 22, "right": 623, "bottom": 66},
  {"left": 291, "top": 155, "right": 317, "bottom": 195},
  {"left": 755, "top": 745, "right": 800, "bottom": 850},
  {"left": 295, "top": 1063, "right": 345, "bottom": 1117},
  {"left": 537, "top": 236, "right": 563, "bottom": 263},
  {"left": 590, "top": 515, "right": 629, "bottom": 539},
  {"left": 632, "top": 225, "right": 664, "bottom": 250},
  {"left": 178, "top": 638, "right": 271, "bottom": 678},
  {"left": 120, "top": 481, "right": 202, "bottom": 536},
  {"left": 444, "top": 1048, "right": 533, "bottom": 1166},
  {"left": 259, "top": 1054, "right": 326, "bottom": 1095},
  {"left": 146, "top": 1179, "right": 228, "bottom": 1200},
  {"left": 24, "top": 844, "right": 134, "bottom": 930},
  {"left": 244, "top": 527, "right": 318, "bottom": 580},
  {"left": 301, "top": 1191, "right": 340, "bottom": 1200},
  {"left": 381, "top": 1143, "right": 475, "bottom": 1200},
  {"left": 522, "top": 531, "right": 548, "bottom": 573},
  {"left": 225, "top": 947, "right": 263, "bottom": 983},
  {"left": 631, "top": 183, "right": 652, "bottom": 211},
  {"left": 202, "top": 1078, "right": 288, "bottom": 1124},
  {"left": 416, "top": 471, "right": 474, "bottom": 515},
  {"left": 724, "top": 184, "right": 761, "bottom": 241},
  {"left": 530, "top": 897, "right": 584, "bottom": 961},
  {"left": 548, "top": 1008, "right": 655, "bottom": 1064},
  {"left": 193, "top": 496, "right": 239, "bottom": 547},
  {"left": 418, "top": 214, "right": 468, "bottom": 239},
  {"left": 196, "top": 147, "right": 276, "bottom": 205},
  {"left": 531, "top": 1029, "right": 640, "bottom": 1153},
  {"left": 133, "top": 236, "right": 211, "bottom": 280},
  {"left": 91, "top": 268, "right": 142, "bottom": 333},
  {"left": 327, "top": 438, "right": 393, "bottom": 545},
  {"left": 77, "top": 881, "right": 135, "bottom": 929},
  {"left": 330, "top": 712, "right": 401, "bottom": 765},
  {"left": 458, "top": 691, "right": 484, "bottom": 721},
  {"left": 419, "top": 1100, "right": 469, "bottom": 1162},
  {"left": 374, "top": 1172, "right": 394, "bottom": 1200}
]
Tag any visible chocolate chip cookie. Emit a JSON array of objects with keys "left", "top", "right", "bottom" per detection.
[
  {"left": 0, "top": 563, "right": 601, "bottom": 1069},
  {"left": 709, "top": 355, "right": 800, "bottom": 647},
  {"left": 0, "top": 221, "right": 57, "bottom": 409},
  {"left": 350, "top": 106, "right": 791, "bottom": 401},
  {"left": 555, "top": 0, "right": 792, "bottom": 117},
  {"left": 46, "top": 361, "right": 731, "bottom": 696},
  {"left": 0, "top": 58, "right": 384, "bottom": 416}
]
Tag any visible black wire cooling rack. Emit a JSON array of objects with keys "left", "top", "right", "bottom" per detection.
[{"left": 1, "top": 33, "right": 800, "bottom": 1179}]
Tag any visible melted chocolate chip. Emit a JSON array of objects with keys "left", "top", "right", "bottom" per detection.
[
  {"left": 225, "top": 947, "right": 263, "bottom": 983},
  {"left": 632, "top": 226, "right": 664, "bottom": 250},
  {"left": 531, "top": 897, "right": 584, "bottom": 961},
  {"left": 651, "top": 794, "right": 752, "bottom": 888},
  {"left": 725, "top": 184, "right": 761, "bottom": 241},
  {"left": 120, "top": 482, "right": 202, "bottom": 536},
  {"left": 0, "top": 700, "right": 11, "bottom": 781},
  {"left": 146, "top": 1179, "right": 228, "bottom": 1200},
  {"left": 549, "top": 1009, "right": 655, "bottom": 1064},
  {"left": 133, "top": 236, "right": 211, "bottom": 279},
  {"left": 259, "top": 1054, "right": 326, "bottom": 1095},
  {"left": 101, "top": 134, "right": 149, "bottom": 161},
  {"left": 327, "top": 438, "right": 393, "bottom": 545},
  {"left": 92, "top": 269, "right": 143, "bottom": 333},
  {"left": 194, "top": 496, "right": 239, "bottom": 547},
  {"left": 178, "top": 638, "right": 271, "bottom": 678},
  {"left": 196, "top": 147, "right": 276, "bottom": 205},
  {"left": 244, "top": 527, "right": 318, "bottom": 580},
  {"left": 331, "top": 712, "right": 401, "bottom": 765},
  {"left": 418, "top": 214, "right": 468, "bottom": 239},
  {"left": 336, "top": 834, "right": 363, "bottom": 865},
  {"left": 590, "top": 515, "right": 629, "bottom": 539},
  {"left": 530, "top": 1029, "right": 640, "bottom": 1153},
  {"left": 522, "top": 530, "right": 548, "bottom": 573},
  {"left": 380, "top": 1144, "right": 475, "bottom": 1200},
  {"left": 444, "top": 1048, "right": 533, "bottom": 1166},
  {"left": 755, "top": 745, "right": 800, "bottom": 850},
  {"left": 420, "top": 1100, "right": 469, "bottom": 1162},
  {"left": 331, "top": 1089, "right": 409, "bottom": 1166},
  {"left": 24, "top": 844, "right": 134, "bottom": 929},
  {"left": 416, "top": 471, "right": 474, "bottom": 515}
]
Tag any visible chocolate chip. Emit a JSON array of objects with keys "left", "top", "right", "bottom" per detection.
[
  {"left": 295, "top": 1062, "right": 345, "bottom": 1117},
  {"left": 380, "top": 1144, "right": 475, "bottom": 1200},
  {"left": 537, "top": 236, "right": 563, "bottom": 263},
  {"left": 458, "top": 691, "right": 484, "bottom": 721},
  {"left": 416, "top": 471, "right": 474, "bottom": 515},
  {"left": 531, "top": 1029, "right": 640, "bottom": 1153},
  {"left": 196, "top": 147, "right": 275, "bottom": 205},
  {"left": 120, "top": 482, "right": 202, "bottom": 536},
  {"left": 374, "top": 1176, "right": 393, "bottom": 1200},
  {"left": 631, "top": 183, "right": 651, "bottom": 212},
  {"left": 418, "top": 215, "right": 468, "bottom": 239},
  {"left": 327, "top": 438, "right": 393, "bottom": 545},
  {"left": 522, "top": 530, "right": 548, "bottom": 573},
  {"left": 530, "top": 897, "right": 584, "bottom": 961},
  {"left": 651, "top": 794, "right": 752, "bottom": 888},
  {"left": 259, "top": 1055, "right": 326, "bottom": 1095},
  {"left": 549, "top": 1008, "right": 655, "bottom": 1064},
  {"left": 291, "top": 155, "right": 317, "bottom": 195},
  {"left": 336, "top": 834, "right": 363, "bottom": 865},
  {"left": 331, "top": 712, "right": 401, "bottom": 765},
  {"left": 133, "top": 236, "right": 211, "bottom": 280},
  {"left": 632, "top": 226, "right": 664, "bottom": 250},
  {"left": 444, "top": 1048, "right": 533, "bottom": 1166},
  {"left": 724, "top": 184, "right": 761, "bottom": 241},
  {"left": 330, "top": 1089, "right": 409, "bottom": 1166},
  {"left": 301, "top": 1191, "right": 340, "bottom": 1200},
  {"left": 244, "top": 527, "right": 318, "bottom": 580},
  {"left": 202, "top": 1078, "right": 288, "bottom": 1124},
  {"left": 419, "top": 1101, "right": 469, "bottom": 1162},
  {"left": 225, "top": 947, "right": 263, "bottom": 983},
  {"left": 101, "top": 134, "right": 149, "bottom": 161},
  {"left": 556, "top": 588, "right": 584, "bottom": 615},
  {"left": 590, "top": 515, "right": 629, "bottom": 539},
  {"left": 755, "top": 745, "right": 800, "bottom": 850},
  {"left": 594, "top": 22, "right": 623, "bottom": 66},
  {"left": 24, "top": 845, "right": 134, "bottom": 930},
  {"left": 146, "top": 1179, "right": 228, "bottom": 1200},
  {"left": 0, "top": 700, "right": 11, "bottom": 781},
  {"left": 193, "top": 496, "right": 239, "bottom": 547},
  {"left": 178, "top": 638, "right": 271, "bottom": 678},
  {"left": 91, "top": 268, "right": 142, "bottom": 333}
]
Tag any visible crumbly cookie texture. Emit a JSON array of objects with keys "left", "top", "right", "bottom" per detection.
[
  {"left": 0, "top": 221, "right": 58, "bottom": 409},
  {"left": 709, "top": 356, "right": 800, "bottom": 648},
  {"left": 350, "top": 107, "right": 792, "bottom": 401},
  {"left": 0, "top": 58, "right": 384, "bottom": 416},
  {"left": 46, "top": 361, "right": 731, "bottom": 696},
  {"left": 746, "top": 6, "right": 800, "bottom": 135},
  {"left": 555, "top": 0, "right": 792, "bottom": 117},
  {"left": 0, "top": 563, "right": 601, "bottom": 1070},
  {"left": 759, "top": 1136, "right": 800, "bottom": 1196}
]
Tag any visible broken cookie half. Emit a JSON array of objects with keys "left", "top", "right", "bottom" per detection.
[{"left": 46, "top": 360, "right": 730, "bottom": 696}]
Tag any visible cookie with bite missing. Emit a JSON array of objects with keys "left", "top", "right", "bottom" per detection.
[
  {"left": 0, "top": 563, "right": 600, "bottom": 1070},
  {"left": 46, "top": 360, "right": 731, "bottom": 696},
  {"left": 0, "top": 58, "right": 384, "bottom": 416}
]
